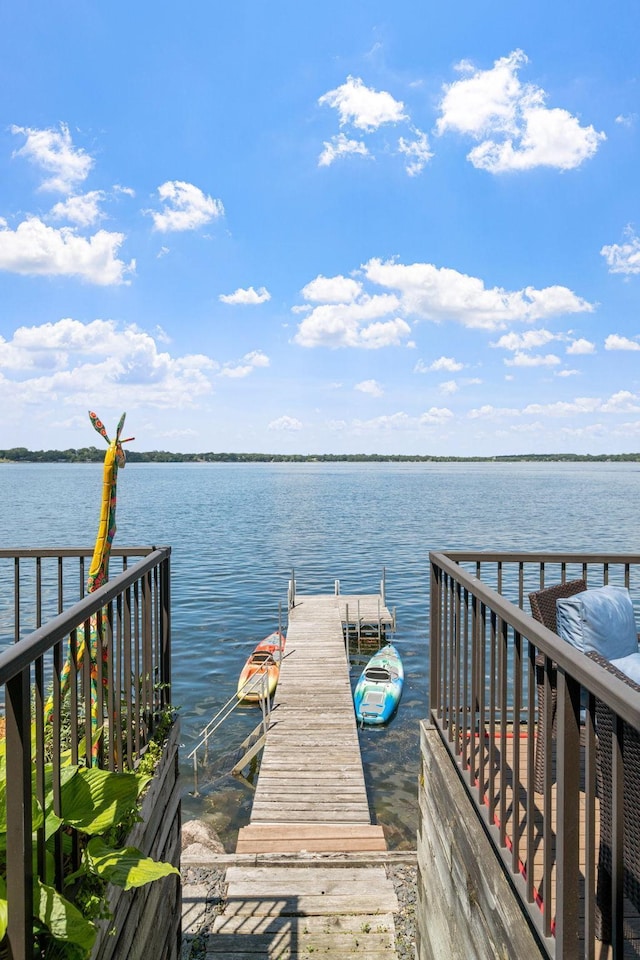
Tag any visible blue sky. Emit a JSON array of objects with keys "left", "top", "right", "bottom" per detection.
[{"left": 1, "top": 1, "right": 639, "bottom": 456}]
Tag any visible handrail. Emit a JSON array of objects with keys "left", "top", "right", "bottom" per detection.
[
  {"left": 1, "top": 545, "right": 172, "bottom": 960},
  {"left": 431, "top": 550, "right": 640, "bottom": 728},
  {"left": 188, "top": 669, "right": 272, "bottom": 760},
  {"left": 429, "top": 549, "right": 640, "bottom": 959},
  {"left": 0, "top": 548, "right": 170, "bottom": 684}
]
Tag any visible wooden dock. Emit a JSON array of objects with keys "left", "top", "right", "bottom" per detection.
[
  {"left": 236, "top": 591, "right": 392, "bottom": 854},
  {"left": 206, "top": 586, "right": 401, "bottom": 959}
]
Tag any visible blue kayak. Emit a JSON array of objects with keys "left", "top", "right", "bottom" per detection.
[{"left": 354, "top": 643, "right": 404, "bottom": 725}]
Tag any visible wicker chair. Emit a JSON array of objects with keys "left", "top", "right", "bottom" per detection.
[
  {"left": 528, "top": 578, "right": 587, "bottom": 793},
  {"left": 587, "top": 649, "right": 640, "bottom": 944}
]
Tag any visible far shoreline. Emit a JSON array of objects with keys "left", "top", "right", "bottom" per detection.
[{"left": 2, "top": 449, "right": 640, "bottom": 465}]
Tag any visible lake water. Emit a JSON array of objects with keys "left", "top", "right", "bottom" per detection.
[{"left": 1, "top": 460, "right": 639, "bottom": 849}]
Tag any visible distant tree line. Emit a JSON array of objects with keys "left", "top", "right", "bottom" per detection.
[{"left": 1, "top": 447, "right": 640, "bottom": 464}]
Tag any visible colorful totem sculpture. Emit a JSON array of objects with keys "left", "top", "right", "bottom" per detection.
[{"left": 47, "top": 413, "right": 134, "bottom": 753}]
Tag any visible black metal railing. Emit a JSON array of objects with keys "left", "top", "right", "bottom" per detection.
[
  {"left": 0, "top": 546, "right": 171, "bottom": 959},
  {"left": 429, "top": 551, "right": 640, "bottom": 960}
]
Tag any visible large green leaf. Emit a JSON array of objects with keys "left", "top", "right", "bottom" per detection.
[
  {"left": 60, "top": 767, "right": 148, "bottom": 835},
  {"left": 0, "top": 775, "right": 44, "bottom": 850},
  {"left": 34, "top": 878, "right": 96, "bottom": 954},
  {"left": 85, "top": 837, "right": 179, "bottom": 890},
  {"left": 41, "top": 763, "right": 80, "bottom": 841},
  {"left": 0, "top": 875, "right": 7, "bottom": 942}
]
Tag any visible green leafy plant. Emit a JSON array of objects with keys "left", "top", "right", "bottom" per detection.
[{"left": 0, "top": 747, "right": 179, "bottom": 958}]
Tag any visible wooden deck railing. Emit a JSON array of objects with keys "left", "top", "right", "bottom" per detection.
[
  {"left": 429, "top": 551, "right": 640, "bottom": 960},
  {"left": 0, "top": 546, "right": 172, "bottom": 959}
]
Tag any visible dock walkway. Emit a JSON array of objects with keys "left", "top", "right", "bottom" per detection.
[
  {"left": 237, "top": 591, "right": 391, "bottom": 854},
  {"left": 206, "top": 586, "right": 401, "bottom": 959}
]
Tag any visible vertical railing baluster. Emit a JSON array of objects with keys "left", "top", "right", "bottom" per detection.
[
  {"left": 52, "top": 634, "right": 64, "bottom": 889},
  {"left": 83, "top": 613, "right": 93, "bottom": 767},
  {"left": 526, "top": 635, "right": 536, "bottom": 904},
  {"left": 555, "top": 668, "right": 582, "bottom": 960},
  {"left": 498, "top": 616, "right": 508, "bottom": 848},
  {"left": 542, "top": 652, "right": 554, "bottom": 937},
  {"left": 442, "top": 575, "right": 450, "bottom": 736},
  {"left": 462, "top": 587, "right": 469, "bottom": 772},
  {"left": 511, "top": 629, "right": 522, "bottom": 875},
  {"left": 134, "top": 579, "right": 141, "bottom": 757},
  {"left": 124, "top": 585, "right": 133, "bottom": 768},
  {"left": 611, "top": 713, "right": 624, "bottom": 956},
  {"left": 142, "top": 570, "right": 153, "bottom": 739},
  {"left": 487, "top": 610, "right": 497, "bottom": 827},
  {"left": 429, "top": 559, "right": 441, "bottom": 720},
  {"left": 584, "top": 690, "right": 596, "bottom": 959},
  {"left": 449, "top": 579, "right": 458, "bottom": 740},
  {"left": 13, "top": 556, "right": 20, "bottom": 644},
  {"left": 6, "top": 666, "right": 33, "bottom": 959},
  {"left": 453, "top": 581, "right": 462, "bottom": 753},
  {"left": 161, "top": 555, "right": 172, "bottom": 710}
]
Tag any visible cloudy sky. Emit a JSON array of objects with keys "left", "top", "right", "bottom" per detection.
[{"left": 1, "top": 1, "right": 639, "bottom": 455}]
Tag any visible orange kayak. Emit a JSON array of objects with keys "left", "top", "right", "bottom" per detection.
[{"left": 237, "top": 631, "right": 286, "bottom": 702}]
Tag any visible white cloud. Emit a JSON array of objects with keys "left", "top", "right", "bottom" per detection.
[
  {"left": 566, "top": 338, "right": 595, "bottom": 355},
  {"left": 422, "top": 356, "right": 464, "bottom": 372},
  {"left": 491, "top": 329, "right": 557, "bottom": 350},
  {"left": 344, "top": 407, "right": 454, "bottom": 433},
  {"left": 557, "top": 368, "right": 580, "bottom": 377},
  {"left": 50, "top": 190, "right": 106, "bottom": 227},
  {"left": 504, "top": 352, "right": 561, "bottom": 367},
  {"left": 293, "top": 294, "right": 410, "bottom": 349},
  {"left": 468, "top": 404, "right": 521, "bottom": 419},
  {"left": 439, "top": 379, "right": 459, "bottom": 394},
  {"left": 302, "top": 275, "right": 363, "bottom": 303},
  {"left": 604, "top": 334, "right": 640, "bottom": 351},
  {"left": 420, "top": 407, "right": 454, "bottom": 424},
  {"left": 363, "top": 257, "right": 593, "bottom": 330},
  {"left": 149, "top": 181, "right": 224, "bottom": 232},
  {"left": 397, "top": 129, "right": 433, "bottom": 176},
  {"left": 615, "top": 114, "right": 636, "bottom": 127},
  {"left": 436, "top": 50, "right": 605, "bottom": 172},
  {"left": 0, "top": 318, "right": 216, "bottom": 409},
  {"left": 219, "top": 350, "right": 270, "bottom": 378},
  {"left": 318, "top": 133, "right": 369, "bottom": 167},
  {"left": 219, "top": 286, "right": 271, "bottom": 305},
  {"left": 523, "top": 397, "right": 602, "bottom": 416},
  {"left": 601, "top": 390, "right": 640, "bottom": 413},
  {"left": 0, "top": 217, "right": 134, "bottom": 285},
  {"left": 359, "top": 317, "right": 411, "bottom": 348},
  {"left": 318, "top": 76, "right": 407, "bottom": 131},
  {"left": 355, "top": 379, "right": 383, "bottom": 397},
  {"left": 601, "top": 230, "right": 640, "bottom": 274},
  {"left": 268, "top": 415, "right": 303, "bottom": 431},
  {"left": 12, "top": 123, "right": 93, "bottom": 193}
]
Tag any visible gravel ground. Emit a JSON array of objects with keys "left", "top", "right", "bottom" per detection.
[{"left": 181, "top": 861, "right": 417, "bottom": 959}]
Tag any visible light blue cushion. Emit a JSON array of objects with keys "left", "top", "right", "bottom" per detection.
[
  {"left": 556, "top": 585, "right": 638, "bottom": 659},
  {"left": 611, "top": 651, "right": 640, "bottom": 685}
]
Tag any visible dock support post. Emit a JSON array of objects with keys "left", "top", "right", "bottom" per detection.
[
  {"left": 288, "top": 568, "right": 296, "bottom": 609},
  {"left": 345, "top": 602, "right": 349, "bottom": 650}
]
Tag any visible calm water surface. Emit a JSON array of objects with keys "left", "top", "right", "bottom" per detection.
[{"left": 1, "top": 460, "right": 639, "bottom": 848}]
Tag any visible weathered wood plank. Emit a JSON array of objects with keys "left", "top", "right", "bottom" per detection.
[
  {"left": 222, "top": 895, "right": 394, "bottom": 918},
  {"left": 209, "top": 911, "right": 394, "bottom": 935}
]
